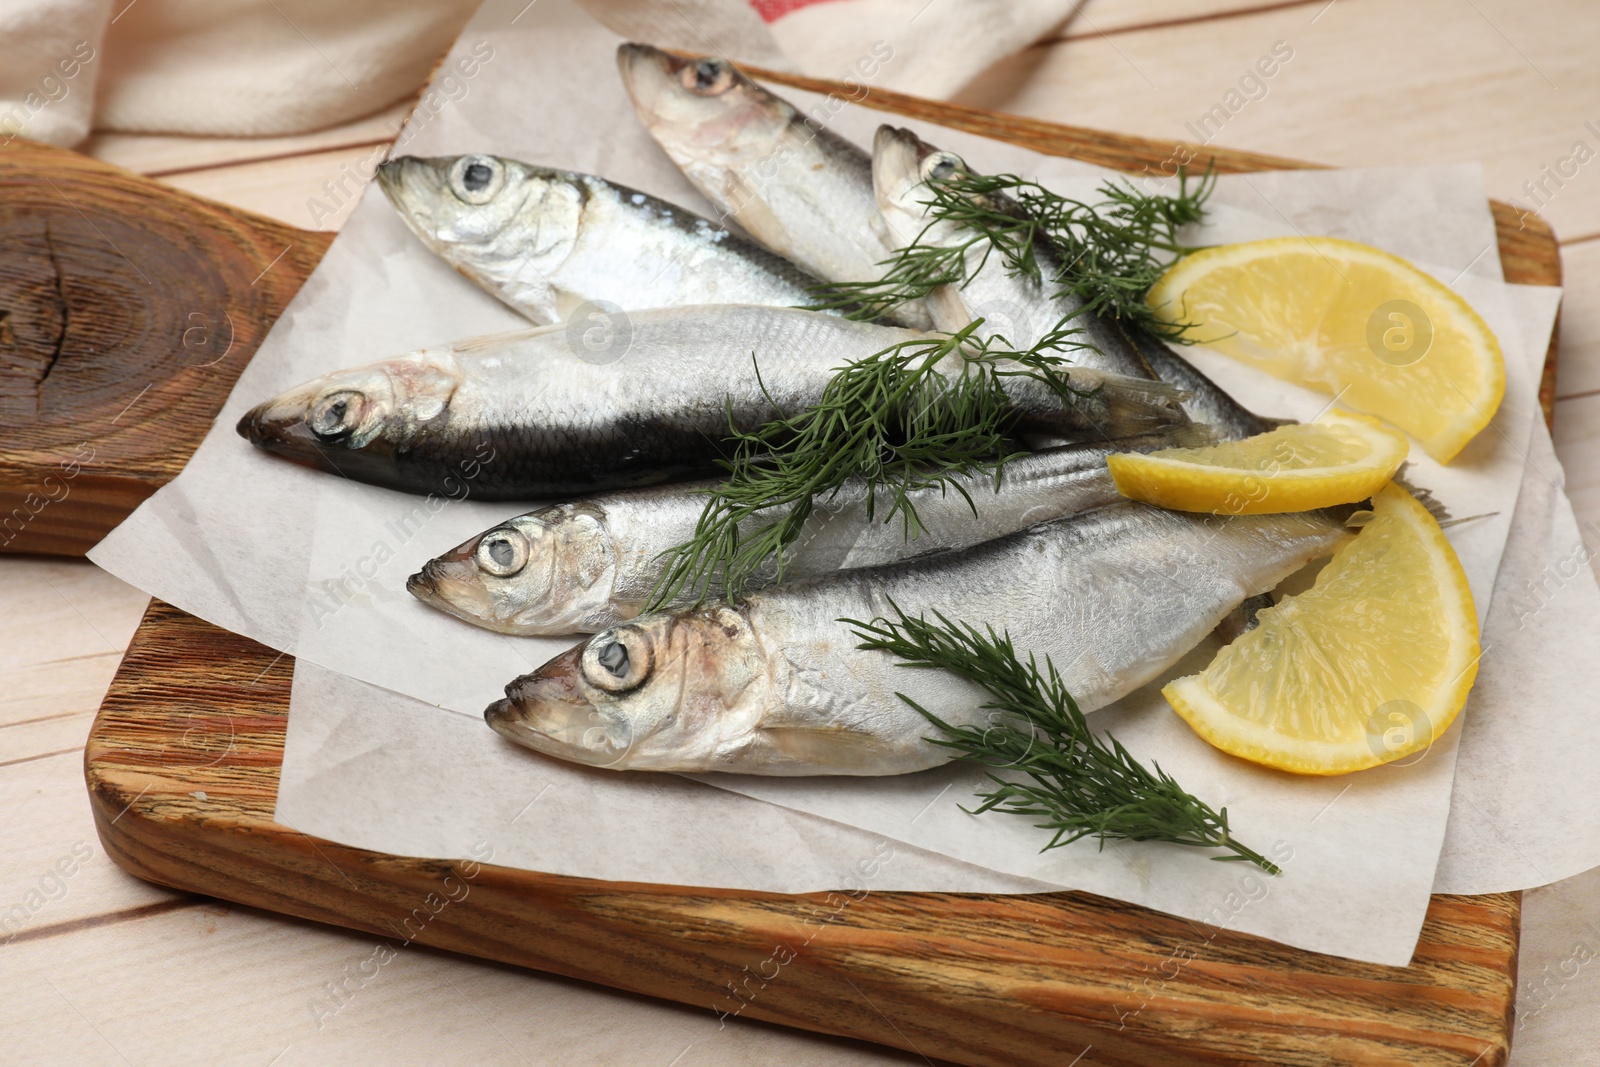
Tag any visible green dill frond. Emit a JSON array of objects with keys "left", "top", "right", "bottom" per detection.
[
  {"left": 645, "top": 320, "right": 1090, "bottom": 610},
  {"left": 804, "top": 238, "right": 969, "bottom": 321},
  {"left": 847, "top": 603, "right": 1280, "bottom": 874},
  {"left": 811, "top": 165, "right": 1215, "bottom": 339}
]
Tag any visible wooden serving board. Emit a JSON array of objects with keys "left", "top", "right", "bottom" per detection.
[{"left": 10, "top": 69, "right": 1559, "bottom": 1067}]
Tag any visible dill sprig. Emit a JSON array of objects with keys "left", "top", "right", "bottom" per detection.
[
  {"left": 847, "top": 604, "right": 1280, "bottom": 874},
  {"left": 646, "top": 319, "right": 1090, "bottom": 610},
  {"left": 812, "top": 166, "right": 1214, "bottom": 338}
]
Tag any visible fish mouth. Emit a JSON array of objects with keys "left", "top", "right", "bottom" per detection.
[
  {"left": 406, "top": 553, "right": 496, "bottom": 625},
  {"left": 236, "top": 403, "right": 272, "bottom": 445},
  {"left": 872, "top": 126, "right": 923, "bottom": 203},
  {"left": 374, "top": 156, "right": 452, "bottom": 227},
  {"left": 487, "top": 646, "right": 628, "bottom": 767},
  {"left": 374, "top": 157, "right": 409, "bottom": 196},
  {"left": 484, "top": 697, "right": 524, "bottom": 737},
  {"left": 237, "top": 397, "right": 315, "bottom": 452},
  {"left": 616, "top": 42, "right": 680, "bottom": 119},
  {"left": 874, "top": 125, "right": 922, "bottom": 160},
  {"left": 405, "top": 556, "right": 454, "bottom": 603},
  {"left": 616, "top": 41, "right": 679, "bottom": 83}
]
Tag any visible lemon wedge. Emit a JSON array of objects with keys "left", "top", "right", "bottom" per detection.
[
  {"left": 1146, "top": 237, "right": 1504, "bottom": 463},
  {"left": 1106, "top": 410, "right": 1408, "bottom": 515},
  {"left": 1163, "top": 482, "right": 1479, "bottom": 775}
]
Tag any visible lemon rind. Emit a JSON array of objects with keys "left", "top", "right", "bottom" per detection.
[
  {"left": 1107, "top": 412, "right": 1409, "bottom": 515},
  {"left": 1163, "top": 483, "right": 1480, "bottom": 776},
  {"left": 1146, "top": 237, "right": 1506, "bottom": 464}
]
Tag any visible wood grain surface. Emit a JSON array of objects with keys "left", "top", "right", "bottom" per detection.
[
  {"left": 59, "top": 78, "right": 1563, "bottom": 1065},
  {"left": 0, "top": 141, "right": 332, "bottom": 557}
]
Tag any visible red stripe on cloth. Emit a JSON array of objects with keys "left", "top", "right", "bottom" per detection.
[{"left": 749, "top": 0, "right": 852, "bottom": 23}]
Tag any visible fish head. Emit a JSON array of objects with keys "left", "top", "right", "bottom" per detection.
[
  {"left": 486, "top": 605, "right": 771, "bottom": 770},
  {"left": 407, "top": 503, "right": 619, "bottom": 635},
  {"left": 377, "top": 154, "right": 584, "bottom": 319},
  {"left": 236, "top": 354, "right": 459, "bottom": 478},
  {"left": 872, "top": 125, "right": 970, "bottom": 248},
  {"left": 616, "top": 43, "right": 790, "bottom": 177}
]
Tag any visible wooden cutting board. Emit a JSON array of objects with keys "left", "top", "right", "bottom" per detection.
[{"left": 4, "top": 69, "right": 1561, "bottom": 1066}]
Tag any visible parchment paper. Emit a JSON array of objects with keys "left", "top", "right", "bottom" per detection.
[
  {"left": 1502, "top": 861, "right": 1600, "bottom": 1064},
  {"left": 88, "top": 0, "right": 1592, "bottom": 963},
  {"left": 1434, "top": 350, "right": 1600, "bottom": 895}
]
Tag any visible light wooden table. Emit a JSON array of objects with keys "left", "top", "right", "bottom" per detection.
[{"left": 5, "top": 1, "right": 1598, "bottom": 1063}]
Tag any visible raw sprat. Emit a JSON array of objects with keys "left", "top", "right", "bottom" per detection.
[
  {"left": 487, "top": 501, "right": 1355, "bottom": 775},
  {"left": 377, "top": 154, "right": 834, "bottom": 325},
  {"left": 409, "top": 427, "right": 1206, "bottom": 636},
  {"left": 237, "top": 306, "right": 1185, "bottom": 499}
]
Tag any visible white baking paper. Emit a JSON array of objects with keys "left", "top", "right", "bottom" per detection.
[
  {"left": 1504, "top": 861, "right": 1600, "bottom": 1065},
  {"left": 87, "top": 0, "right": 1585, "bottom": 964},
  {"left": 279, "top": 659, "right": 1050, "bottom": 894},
  {"left": 1434, "top": 289, "right": 1600, "bottom": 893}
]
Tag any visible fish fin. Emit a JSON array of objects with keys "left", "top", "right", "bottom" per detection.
[
  {"left": 1126, "top": 326, "right": 1284, "bottom": 439},
  {"left": 448, "top": 324, "right": 557, "bottom": 353},
  {"left": 1062, "top": 367, "right": 1188, "bottom": 403},
  {"left": 1439, "top": 511, "right": 1500, "bottom": 530},
  {"left": 1148, "top": 421, "right": 1219, "bottom": 450},
  {"left": 757, "top": 722, "right": 901, "bottom": 774},
  {"left": 1391, "top": 463, "right": 1453, "bottom": 524},
  {"left": 1056, "top": 367, "right": 1193, "bottom": 439},
  {"left": 1214, "top": 591, "right": 1275, "bottom": 643}
]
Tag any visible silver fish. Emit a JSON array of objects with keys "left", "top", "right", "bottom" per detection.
[
  {"left": 875, "top": 125, "right": 1283, "bottom": 440},
  {"left": 486, "top": 503, "right": 1354, "bottom": 774},
  {"left": 237, "top": 305, "right": 1187, "bottom": 499},
  {"left": 616, "top": 43, "right": 934, "bottom": 329},
  {"left": 409, "top": 426, "right": 1210, "bottom": 635},
  {"left": 376, "top": 155, "right": 829, "bottom": 324}
]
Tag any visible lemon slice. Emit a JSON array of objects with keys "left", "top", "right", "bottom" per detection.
[
  {"left": 1163, "top": 482, "right": 1478, "bottom": 775},
  {"left": 1106, "top": 410, "right": 1407, "bottom": 515},
  {"left": 1146, "top": 237, "right": 1504, "bottom": 463}
]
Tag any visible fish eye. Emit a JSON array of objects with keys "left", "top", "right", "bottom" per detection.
[
  {"left": 580, "top": 626, "right": 653, "bottom": 693},
  {"left": 680, "top": 58, "right": 734, "bottom": 96},
  {"left": 449, "top": 155, "right": 505, "bottom": 204},
  {"left": 308, "top": 390, "right": 365, "bottom": 441},
  {"left": 598, "top": 641, "right": 627, "bottom": 673},
  {"left": 921, "top": 152, "right": 963, "bottom": 183},
  {"left": 475, "top": 527, "right": 530, "bottom": 578}
]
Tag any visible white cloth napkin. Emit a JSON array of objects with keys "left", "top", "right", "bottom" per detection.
[
  {"left": 1, "top": 0, "right": 1080, "bottom": 146},
  {"left": 0, "top": 0, "right": 482, "bottom": 144},
  {"left": 575, "top": 0, "right": 1084, "bottom": 99}
]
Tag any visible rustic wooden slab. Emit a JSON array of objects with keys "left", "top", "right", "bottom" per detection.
[
  {"left": 55, "top": 70, "right": 1561, "bottom": 1066},
  {"left": 0, "top": 140, "right": 331, "bottom": 556}
]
